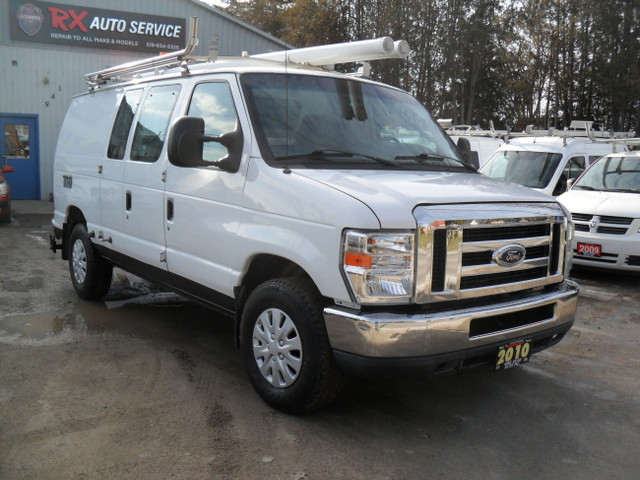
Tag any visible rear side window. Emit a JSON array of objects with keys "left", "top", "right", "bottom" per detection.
[
  {"left": 107, "top": 89, "right": 143, "bottom": 159},
  {"left": 130, "top": 85, "right": 181, "bottom": 162}
]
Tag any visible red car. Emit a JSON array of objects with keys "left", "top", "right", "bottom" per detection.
[{"left": 0, "top": 165, "right": 14, "bottom": 224}]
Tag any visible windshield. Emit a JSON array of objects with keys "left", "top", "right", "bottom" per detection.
[
  {"left": 573, "top": 156, "right": 640, "bottom": 193},
  {"left": 480, "top": 150, "right": 562, "bottom": 188},
  {"left": 241, "top": 73, "right": 469, "bottom": 170}
]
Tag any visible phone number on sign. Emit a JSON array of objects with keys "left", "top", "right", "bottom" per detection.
[{"left": 146, "top": 42, "right": 180, "bottom": 50}]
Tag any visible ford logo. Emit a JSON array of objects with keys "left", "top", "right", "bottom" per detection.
[{"left": 493, "top": 244, "right": 526, "bottom": 267}]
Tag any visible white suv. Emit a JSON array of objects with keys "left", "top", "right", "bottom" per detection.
[{"left": 50, "top": 31, "right": 579, "bottom": 412}]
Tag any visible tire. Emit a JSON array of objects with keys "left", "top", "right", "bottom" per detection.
[
  {"left": 68, "top": 223, "right": 113, "bottom": 300},
  {"left": 240, "top": 278, "right": 345, "bottom": 413}
]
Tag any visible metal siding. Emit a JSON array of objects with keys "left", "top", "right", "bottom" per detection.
[{"left": 0, "top": 0, "right": 288, "bottom": 200}]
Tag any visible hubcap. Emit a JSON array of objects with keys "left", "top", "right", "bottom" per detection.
[
  {"left": 252, "top": 308, "right": 302, "bottom": 388},
  {"left": 71, "top": 239, "right": 87, "bottom": 284}
]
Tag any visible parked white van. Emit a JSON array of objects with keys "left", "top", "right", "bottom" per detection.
[
  {"left": 480, "top": 126, "right": 628, "bottom": 196},
  {"left": 50, "top": 23, "right": 579, "bottom": 412}
]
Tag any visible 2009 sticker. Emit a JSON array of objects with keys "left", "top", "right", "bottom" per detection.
[
  {"left": 577, "top": 242, "right": 602, "bottom": 257},
  {"left": 496, "top": 339, "right": 531, "bottom": 370}
]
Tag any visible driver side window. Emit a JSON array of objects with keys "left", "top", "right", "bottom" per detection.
[
  {"left": 564, "top": 156, "right": 586, "bottom": 180},
  {"left": 187, "top": 82, "right": 239, "bottom": 163}
]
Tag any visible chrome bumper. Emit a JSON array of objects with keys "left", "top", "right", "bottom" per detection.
[{"left": 324, "top": 280, "right": 579, "bottom": 359}]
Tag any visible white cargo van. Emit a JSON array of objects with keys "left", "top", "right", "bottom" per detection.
[
  {"left": 480, "top": 127, "right": 628, "bottom": 196},
  {"left": 50, "top": 22, "right": 579, "bottom": 412}
]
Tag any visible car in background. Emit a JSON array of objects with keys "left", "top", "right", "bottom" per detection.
[
  {"left": 558, "top": 151, "right": 640, "bottom": 271},
  {"left": 480, "top": 135, "right": 618, "bottom": 196},
  {"left": 0, "top": 165, "right": 14, "bottom": 224}
]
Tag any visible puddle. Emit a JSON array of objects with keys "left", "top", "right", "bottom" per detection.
[{"left": 0, "top": 281, "right": 231, "bottom": 347}]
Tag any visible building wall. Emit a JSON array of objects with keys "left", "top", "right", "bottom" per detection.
[{"left": 0, "top": 0, "right": 289, "bottom": 200}]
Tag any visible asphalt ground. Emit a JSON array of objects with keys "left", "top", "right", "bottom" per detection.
[{"left": 1, "top": 201, "right": 638, "bottom": 479}]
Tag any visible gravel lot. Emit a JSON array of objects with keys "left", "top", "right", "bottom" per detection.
[{"left": 1, "top": 201, "right": 639, "bottom": 480}]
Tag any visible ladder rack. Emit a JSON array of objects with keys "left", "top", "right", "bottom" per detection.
[
  {"left": 84, "top": 17, "right": 202, "bottom": 89},
  {"left": 83, "top": 16, "right": 411, "bottom": 91}
]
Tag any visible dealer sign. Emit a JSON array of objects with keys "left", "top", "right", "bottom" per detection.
[{"left": 10, "top": 0, "right": 186, "bottom": 54}]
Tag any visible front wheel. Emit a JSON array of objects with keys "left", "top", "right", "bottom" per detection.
[
  {"left": 68, "top": 223, "right": 113, "bottom": 300},
  {"left": 240, "top": 278, "right": 344, "bottom": 413}
]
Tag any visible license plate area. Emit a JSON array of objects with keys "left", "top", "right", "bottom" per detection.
[
  {"left": 577, "top": 242, "right": 602, "bottom": 257},
  {"left": 495, "top": 339, "right": 532, "bottom": 370}
]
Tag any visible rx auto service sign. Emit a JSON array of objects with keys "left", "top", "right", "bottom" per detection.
[{"left": 10, "top": 0, "right": 186, "bottom": 54}]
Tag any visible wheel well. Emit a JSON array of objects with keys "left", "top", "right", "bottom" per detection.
[
  {"left": 61, "top": 207, "right": 86, "bottom": 260},
  {"left": 233, "top": 254, "right": 321, "bottom": 345},
  {"left": 240, "top": 254, "right": 312, "bottom": 300}
]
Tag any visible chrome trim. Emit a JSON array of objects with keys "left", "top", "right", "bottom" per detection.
[
  {"left": 325, "top": 280, "right": 578, "bottom": 358},
  {"left": 413, "top": 202, "right": 568, "bottom": 303},
  {"left": 463, "top": 235, "right": 549, "bottom": 252},
  {"left": 462, "top": 256, "right": 548, "bottom": 276}
]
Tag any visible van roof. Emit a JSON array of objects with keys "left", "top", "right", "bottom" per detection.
[{"left": 502, "top": 136, "right": 619, "bottom": 154}]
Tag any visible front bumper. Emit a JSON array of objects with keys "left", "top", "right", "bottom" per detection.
[
  {"left": 572, "top": 234, "right": 640, "bottom": 271},
  {"left": 324, "top": 280, "right": 579, "bottom": 376}
]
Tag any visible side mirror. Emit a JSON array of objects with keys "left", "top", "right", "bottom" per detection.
[
  {"left": 1, "top": 165, "right": 14, "bottom": 173},
  {"left": 167, "top": 116, "right": 243, "bottom": 173},
  {"left": 456, "top": 137, "right": 479, "bottom": 169},
  {"left": 553, "top": 174, "right": 568, "bottom": 196}
]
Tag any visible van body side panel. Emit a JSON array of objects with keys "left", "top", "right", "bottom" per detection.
[
  {"left": 99, "top": 87, "right": 144, "bottom": 256},
  {"left": 238, "top": 161, "right": 380, "bottom": 302},
  {"left": 163, "top": 75, "right": 250, "bottom": 298},
  {"left": 164, "top": 165, "right": 247, "bottom": 298},
  {"left": 121, "top": 84, "right": 183, "bottom": 282},
  {"left": 53, "top": 93, "right": 119, "bottom": 233}
]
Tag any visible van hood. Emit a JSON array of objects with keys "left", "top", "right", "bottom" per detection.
[
  {"left": 294, "top": 169, "right": 556, "bottom": 228},
  {"left": 559, "top": 189, "right": 640, "bottom": 218}
]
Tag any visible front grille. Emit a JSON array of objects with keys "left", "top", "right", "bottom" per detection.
[
  {"left": 597, "top": 226, "right": 628, "bottom": 235},
  {"left": 414, "top": 203, "right": 567, "bottom": 303},
  {"left": 570, "top": 212, "right": 635, "bottom": 236},
  {"left": 571, "top": 213, "right": 592, "bottom": 222},
  {"left": 601, "top": 215, "right": 633, "bottom": 225},
  {"left": 627, "top": 256, "right": 640, "bottom": 266},
  {"left": 469, "top": 304, "right": 555, "bottom": 337}
]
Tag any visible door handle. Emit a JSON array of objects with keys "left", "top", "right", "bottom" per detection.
[
  {"left": 126, "top": 191, "right": 132, "bottom": 210},
  {"left": 167, "top": 198, "right": 174, "bottom": 221}
]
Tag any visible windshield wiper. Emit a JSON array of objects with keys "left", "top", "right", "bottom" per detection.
[
  {"left": 575, "top": 185, "right": 598, "bottom": 191},
  {"left": 394, "top": 152, "right": 469, "bottom": 168},
  {"left": 275, "top": 149, "right": 397, "bottom": 167},
  {"left": 604, "top": 188, "right": 640, "bottom": 193}
]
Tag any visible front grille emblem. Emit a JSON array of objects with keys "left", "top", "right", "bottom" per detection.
[{"left": 493, "top": 244, "right": 526, "bottom": 267}]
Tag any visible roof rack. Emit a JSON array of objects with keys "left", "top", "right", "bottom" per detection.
[
  {"left": 443, "top": 121, "right": 508, "bottom": 139},
  {"left": 84, "top": 16, "right": 411, "bottom": 91},
  {"left": 85, "top": 17, "right": 203, "bottom": 90},
  {"left": 586, "top": 124, "right": 640, "bottom": 146}
]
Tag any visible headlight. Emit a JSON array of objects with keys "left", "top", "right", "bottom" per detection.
[
  {"left": 342, "top": 230, "right": 414, "bottom": 304},
  {"left": 0, "top": 182, "right": 7, "bottom": 195}
]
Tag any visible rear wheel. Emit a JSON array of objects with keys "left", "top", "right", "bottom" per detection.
[
  {"left": 68, "top": 223, "right": 113, "bottom": 300},
  {"left": 240, "top": 278, "right": 344, "bottom": 413}
]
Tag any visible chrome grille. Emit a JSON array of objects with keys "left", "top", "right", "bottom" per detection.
[{"left": 414, "top": 203, "right": 567, "bottom": 303}]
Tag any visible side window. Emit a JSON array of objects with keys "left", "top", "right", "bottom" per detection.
[
  {"left": 187, "top": 82, "right": 239, "bottom": 163},
  {"left": 130, "top": 85, "right": 181, "bottom": 162},
  {"left": 107, "top": 89, "right": 143, "bottom": 159},
  {"left": 564, "top": 156, "right": 586, "bottom": 180}
]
